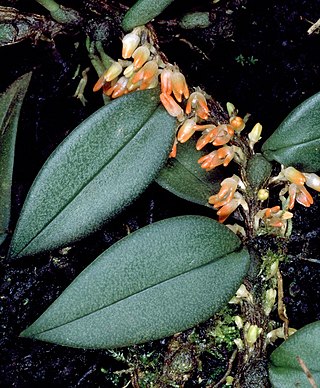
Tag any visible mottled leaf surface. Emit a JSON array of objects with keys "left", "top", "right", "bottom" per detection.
[
  {"left": 269, "top": 321, "right": 320, "bottom": 387},
  {"left": 0, "top": 72, "right": 32, "bottom": 246},
  {"left": 21, "top": 215, "right": 250, "bottom": 349},
  {"left": 262, "top": 91, "right": 320, "bottom": 172},
  {"left": 10, "top": 89, "right": 176, "bottom": 258}
]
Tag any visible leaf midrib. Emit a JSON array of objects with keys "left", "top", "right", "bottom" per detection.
[
  {"left": 14, "top": 104, "right": 159, "bottom": 257},
  {"left": 29, "top": 247, "right": 243, "bottom": 335},
  {"left": 174, "top": 157, "right": 214, "bottom": 190}
]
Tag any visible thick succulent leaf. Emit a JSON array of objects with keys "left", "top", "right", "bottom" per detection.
[
  {"left": 269, "top": 321, "right": 320, "bottom": 387},
  {"left": 9, "top": 89, "right": 176, "bottom": 258},
  {"left": 261, "top": 91, "right": 320, "bottom": 172},
  {"left": 122, "top": 0, "right": 175, "bottom": 32},
  {"left": 0, "top": 72, "right": 32, "bottom": 246},
  {"left": 156, "top": 139, "right": 222, "bottom": 206},
  {"left": 20, "top": 215, "right": 249, "bottom": 349},
  {"left": 246, "top": 153, "right": 272, "bottom": 190}
]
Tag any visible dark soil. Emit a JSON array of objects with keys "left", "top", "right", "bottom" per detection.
[{"left": 1, "top": 0, "right": 320, "bottom": 386}]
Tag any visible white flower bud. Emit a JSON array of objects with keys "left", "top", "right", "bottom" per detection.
[
  {"left": 304, "top": 173, "right": 320, "bottom": 192},
  {"left": 234, "top": 315, "right": 243, "bottom": 329},
  {"left": 122, "top": 32, "right": 140, "bottom": 59},
  {"left": 258, "top": 189, "right": 269, "bottom": 201},
  {"left": 248, "top": 123, "right": 262, "bottom": 149}
]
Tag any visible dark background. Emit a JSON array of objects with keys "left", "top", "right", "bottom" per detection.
[{"left": 0, "top": 0, "right": 320, "bottom": 386}]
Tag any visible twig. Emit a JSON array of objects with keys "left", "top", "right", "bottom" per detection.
[
  {"left": 277, "top": 269, "right": 289, "bottom": 339},
  {"left": 211, "top": 349, "right": 237, "bottom": 388},
  {"left": 296, "top": 356, "right": 318, "bottom": 388},
  {"left": 307, "top": 18, "right": 320, "bottom": 35}
]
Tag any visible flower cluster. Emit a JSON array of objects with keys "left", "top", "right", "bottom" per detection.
[
  {"left": 93, "top": 27, "right": 216, "bottom": 158},
  {"left": 209, "top": 175, "right": 248, "bottom": 223},
  {"left": 92, "top": 28, "right": 320, "bottom": 232},
  {"left": 93, "top": 27, "right": 160, "bottom": 98},
  {"left": 255, "top": 168, "right": 320, "bottom": 233}
]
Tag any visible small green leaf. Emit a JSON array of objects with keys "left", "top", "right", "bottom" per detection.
[
  {"left": 261, "top": 91, "right": 320, "bottom": 172},
  {"left": 0, "top": 72, "right": 32, "bottom": 246},
  {"left": 269, "top": 321, "right": 320, "bottom": 387},
  {"left": 122, "top": 0, "right": 175, "bottom": 32},
  {"left": 9, "top": 89, "right": 176, "bottom": 258},
  {"left": 20, "top": 215, "right": 250, "bottom": 349},
  {"left": 156, "top": 139, "right": 223, "bottom": 206},
  {"left": 246, "top": 153, "right": 272, "bottom": 190},
  {"left": 179, "top": 12, "right": 211, "bottom": 30}
]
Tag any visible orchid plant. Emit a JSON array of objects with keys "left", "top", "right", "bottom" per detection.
[{"left": 1, "top": 0, "right": 320, "bottom": 387}]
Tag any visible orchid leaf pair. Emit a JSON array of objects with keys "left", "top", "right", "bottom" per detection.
[{"left": 1, "top": 69, "right": 320, "bottom": 388}]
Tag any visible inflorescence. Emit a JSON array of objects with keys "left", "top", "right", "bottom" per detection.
[{"left": 93, "top": 26, "right": 320, "bottom": 236}]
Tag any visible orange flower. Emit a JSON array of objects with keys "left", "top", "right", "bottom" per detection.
[
  {"left": 216, "top": 198, "right": 241, "bottom": 223},
  {"left": 171, "top": 71, "right": 189, "bottom": 102},
  {"left": 105, "top": 76, "right": 128, "bottom": 98},
  {"left": 160, "top": 68, "right": 173, "bottom": 95},
  {"left": 283, "top": 167, "right": 306, "bottom": 186},
  {"left": 169, "top": 138, "right": 178, "bottom": 158},
  {"left": 216, "top": 192, "right": 248, "bottom": 223},
  {"left": 131, "top": 60, "right": 159, "bottom": 85},
  {"left": 209, "top": 175, "right": 239, "bottom": 208},
  {"left": 177, "top": 118, "right": 197, "bottom": 143},
  {"left": 230, "top": 116, "right": 245, "bottom": 132},
  {"left": 288, "top": 184, "right": 313, "bottom": 209},
  {"left": 198, "top": 146, "right": 234, "bottom": 171},
  {"left": 196, "top": 124, "right": 234, "bottom": 150},
  {"left": 160, "top": 93, "right": 184, "bottom": 120},
  {"left": 258, "top": 206, "right": 293, "bottom": 228},
  {"left": 132, "top": 46, "right": 150, "bottom": 69},
  {"left": 185, "top": 91, "right": 209, "bottom": 120},
  {"left": 195, "top": 125, "right": 216, "bottom": 150}
]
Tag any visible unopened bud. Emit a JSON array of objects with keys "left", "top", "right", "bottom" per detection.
[
  {"left": 234, "top": 338, "right": 244, "bottom": 351},
  {"left": 245, "top": 324, "right": 262, "bottom": 347},
  {"left": 264, "top": 288, "right": 277, "bottom": 316},
  {"left": 226, "top": 102, "right": 236, "bottom": 117},
  {"left": 104, "top": 62, "right": 123, "bottom": 82},
  {"left": 258, "top": 189, "right": 269, "bottom": 201},
  {"left": 122, "top": 32, "right": 140, "bottom": 59},
  {"left": 234, "top": 315, "right": 243, "bottom": 329},
  {"left": 304, "top": 173, "right": 320, "bottom": 192},
  {"left": 248, "top": 123, "right": 262, "bottom": 148}
]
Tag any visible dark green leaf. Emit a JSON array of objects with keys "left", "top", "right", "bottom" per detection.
[
  {"left": 179, "top": 12, "right": 211, "bottom": 29},
  {"left": 0, "top": 72, "right": 32, "bottom": 246},
  {"left": 122, "top": 0, "right": 175, "bottom": 32},
  {"left": 246, "top": 153, "right": 272, "bottom": 190},
  {"left": 261, "top": 91, "right": 320, "bottom": 172},
  {"left": 156, "top": 139, "right": 223, "bottom": 206},
  {"left": 9, "top": 89, "right": 176, "bottom": 258},
  {"left": 269, "top": 321, "right": 320, "bottom": 387},
  {"left": 20, "top": 215, "right": 250, "bottom": 349}
]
